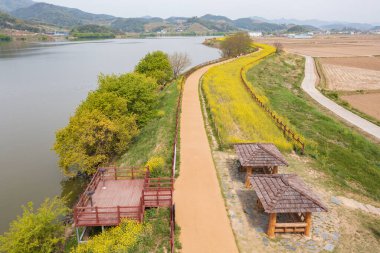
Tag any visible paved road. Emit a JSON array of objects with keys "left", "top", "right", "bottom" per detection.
[
  {"left": 301, "top": 56, "right": 380, "bottom": 140},
  {"left": 174, "top": 62, "right": 239, "bottom": 253}
]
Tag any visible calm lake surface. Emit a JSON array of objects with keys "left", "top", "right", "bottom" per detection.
[{"left": 0, "top": 37, "right": 220, "bottom": 233}]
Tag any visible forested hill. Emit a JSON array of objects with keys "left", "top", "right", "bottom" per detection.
[
  {"left": 11, "top": 2, "right": 115, "bottom": 27},
  {"left": 0, "top": 0, "right": 34, "bottom": 12},
  {"left": 0, "top": 10, "right": 42, "bottom": 33},
  {"left": 6, "top": 3, "right": 307, "bottom": 34},
  {"left": 3, "top": 1, "right": 376, "bottom": 33}
]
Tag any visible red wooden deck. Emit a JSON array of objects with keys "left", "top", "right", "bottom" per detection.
[
  {"left": 92, "top": 179, "right": 144, "bottom": 207},
  {"left": 74, "top": 167, "right": 174, "bottom": 227}
]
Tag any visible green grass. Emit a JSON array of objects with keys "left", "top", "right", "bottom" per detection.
[
  {"left": 119, "top": 81, "right": 180, "bottom": 177},
  {"left": 129, "top": 208, "right": 181, "bottom": 253},
  {"left": 246, "top": 53, "right": 380, "bottom": 200}
]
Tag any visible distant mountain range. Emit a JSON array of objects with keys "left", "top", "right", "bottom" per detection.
[
  {"left": 0, "top": 0, "right": 33, "bottom": 12},
  {"left": 1, "top": 0, "right": 379, "bottom": 34}
]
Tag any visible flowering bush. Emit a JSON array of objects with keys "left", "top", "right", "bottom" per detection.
[
  {"left": 72, "top": 220, "right": 145, "bottom": 253},
  {"left": 202, "top": 43, "right": 293, "bottom": 151}
]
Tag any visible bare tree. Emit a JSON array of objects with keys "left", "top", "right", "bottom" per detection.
[
  {"left": 169, "top": 52, "right": 191, "bottom": 78},
  {"left": 273, "top": 42, "right": 284, "bottom": 54}
]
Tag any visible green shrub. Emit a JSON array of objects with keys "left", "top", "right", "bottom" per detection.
[
  {"left": 98, "top": 72, "right": 158, "bottom": 126},
  {"left": 0, "top": 34, "right": 11, "bottom": 41},
  {"left": 0, "top": 197, "right": 68, "bottom": 253},
  {"left": 54, "top": 109, "right": 138, "bottom": 176},
  {"left": 135, "top": 51, "right": 173, "bottom": 85},
  {"left": 72, "top": 220, "right": 145, "bottom": 253}
]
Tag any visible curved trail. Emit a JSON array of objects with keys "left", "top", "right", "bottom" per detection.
[
  {"left": 175, "top": 62, "right": 239, "bottom": 253},
  {"left": 301, "top": 55, "right": 380, "bottom": 140}
]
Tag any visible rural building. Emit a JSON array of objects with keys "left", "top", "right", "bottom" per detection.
[
  {"left": 250, "top": 174, "right": 328, "bottom": 238},
  {"left": 234, "top": 143, "right": 288, "bottom": 188},
  {"left": 249, "top": 32, "right": 263, "bottom": 37}
]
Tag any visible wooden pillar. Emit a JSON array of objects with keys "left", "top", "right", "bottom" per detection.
[
  {"left": 305, "top": 212, "right": 312, "bottom": 237},
  {"left": 267, "top": 213, "right": 277, "bottom": 238},
  {"left": 272, "top": 166, "right": 278, "bottom": 174},
  {"left": 245, "top": 167, "right": 253, "bottom": 188}
]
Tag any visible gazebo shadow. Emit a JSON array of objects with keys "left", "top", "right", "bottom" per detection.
[
  {"left": 225, "top": 157, "right": 268, "bottom": 232},
  {"left": 225, "top": 157, "right": 244, "bottom": 182},
  {"left": 236, "top": 189, "right": 269, "bottom": 233}
]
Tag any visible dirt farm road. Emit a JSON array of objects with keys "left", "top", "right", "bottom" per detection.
[
  {"left": 175, "top": 62, "right": 239, "bottom": 253},
  {"left": 301, "top": 55, "right": 380, "bottom": 140}
]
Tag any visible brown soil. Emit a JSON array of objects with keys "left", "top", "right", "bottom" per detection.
[
  {"left": 257, "top": 35, "right": 380, "bottom": 57},
  {"left": 319, "top": 56, "right": 380, "bottom": 71},
  {"left": 175, "top": 62, "right": 239, "bottom": 253},
  {"left": 321, "top": 64, "right": 380, "bottom": 91},
  {"left": 341, "top": 93, "right": 380, "bottom": 120}
]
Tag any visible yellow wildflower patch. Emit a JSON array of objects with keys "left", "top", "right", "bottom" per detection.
[{"left": 202, "top": 43, "right": 293, "bottom": 151}]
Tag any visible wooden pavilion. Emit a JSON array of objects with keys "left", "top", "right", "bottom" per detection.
[
  {"left": 250, "top": 174, "right": 328, "bottom": 238},
  {"left": 234, "top": 143, "right": 288, "bottom": 188}
]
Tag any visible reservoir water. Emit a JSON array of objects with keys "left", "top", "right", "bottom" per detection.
[{"left": 0, "top": 37, "right": 220, "bottom": 233}]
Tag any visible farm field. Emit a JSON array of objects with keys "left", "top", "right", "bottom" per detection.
[
  {"left": 319, "top": 63, "right": 380, "bottom": 91},
  {"left": 318, "top": 56, "right": 380, "bottom": 91},
  {"left": 201, "top": 43, "right": 294, "bottom": 151},
  {"left": 341, "top": 93, "right": 380, "bottom": 121},
  {"left": 257, "top": 35, "right": 380, "bottom": 57},
  {"left": 260, "top": 35, "right": 380, "bottom": 126},
  {"left": 314, "top": 54, "right": 380, "bottom": 125}
]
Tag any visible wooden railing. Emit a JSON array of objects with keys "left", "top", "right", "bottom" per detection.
[
  {"left": 76, "top": 169, "right": 102, "bottom": 208},
  {"left": 143, "top": 177, "right": 174, "bottom": 207},
  {"left": 74, "top": 198, "right": 144, "bottom": 227},
  {"left": 274, "top": 222, "right": 307, "bottom": 233},
  {"left": 170, "top": 204, "right": 175, "bottom": 253},
  {"left": 100, "top": 166, "right": 148, "bottom": 180},
  {"left": 239, "top": 66, "right": 305, "bottom": 153}
]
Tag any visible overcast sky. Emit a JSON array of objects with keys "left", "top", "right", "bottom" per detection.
[{"left": 41, "top": 0, "right": 380, "bottom": 24}]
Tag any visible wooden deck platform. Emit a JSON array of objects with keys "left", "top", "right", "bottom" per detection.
[
  {"left": 74, "top": 167, "right": 174, "bottom": 227},
  {"left": 92, "top": 179, "right": 144, "bottom": 207}
]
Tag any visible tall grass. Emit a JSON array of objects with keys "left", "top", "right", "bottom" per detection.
[
  {"left": 202, "top": 43, "right": 293, "bottom": 151},
  {"left": 246, "top": 53, "right": 380, "bottom": 200},
  {"left": 119, "top": 80, "right": 180, "bottom": 177}
]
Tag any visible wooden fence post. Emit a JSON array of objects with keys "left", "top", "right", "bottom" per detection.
[
  {"left": 117, "top": 206, "right": 120, "bottom": 223},
  {"left": 95, "top": 207, "right": 99, "bottom": 224},
  {"left": 305, "top": 212, "right": 312, "bottom": 237},
  {"left": 267, "top": 213, "right": 277, "bottom": 238}
]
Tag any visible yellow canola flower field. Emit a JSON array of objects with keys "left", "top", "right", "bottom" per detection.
[{"left": 202, "top": 43, "right": 293, "bottom": 151}]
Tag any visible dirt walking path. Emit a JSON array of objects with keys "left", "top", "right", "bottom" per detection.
[
  {"left": 175, "top": 62, "right": 239, "bottom": 253},
  {"left": 301, "top": 55, "right": 380, "bottom": 140}
]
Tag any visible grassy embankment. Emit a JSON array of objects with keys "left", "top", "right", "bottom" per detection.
[
  {"left": 119, "top": 80, "right": 181, "bottom": 252},
  {"left": 119, "top": 80, "right": 180, "bottom": 177},
  {"left": 246, "top": 53, "right": 380, "bottom": 201},
  {"left": 202, "top": 43, "right": 295, "bottom": 151},
  {"left": 0, "top": 34, "right": 11, "bottom": 41},
  {"left": 314, "top": 58, "right": 380, "bottom": 127}
]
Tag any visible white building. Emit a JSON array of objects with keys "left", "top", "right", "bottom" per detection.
[{"left": 249, "top": 32, "right": 263, "bottom": 37}]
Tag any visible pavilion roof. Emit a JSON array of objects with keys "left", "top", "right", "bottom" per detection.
[
  {"left": 250, "top": 174, "right": 328, "bottom": 213},
  {"left": 234, "top": 143, "right": 288, "bottom": 168}
]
